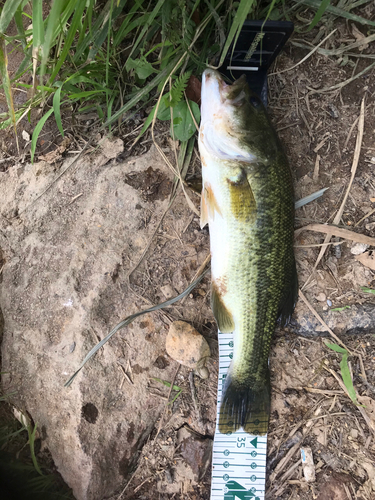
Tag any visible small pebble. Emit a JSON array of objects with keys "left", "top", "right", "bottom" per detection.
[
  {"left": 316, "top": 292, "right": 326, "bottom": 302},
  {"left": 351, "top": 242, "right": 369, "bottom": 255},
  {"left": 160, "top": 284, "right": 175, "bottom": 300},
  {"left": 301, "top": 447, "right": 316, "bottom": 483},
  {"left": 350, "top": 429, "right": 358, "bottom": 439},
  {"left": 166, "top": 321, "right": 211, "bottom": 370},
  {"left": 327, "top": 299, "right": 332, "bottom": 307},
  {"left": 327, "top": 103, "right": 339, "bottom": 119}
]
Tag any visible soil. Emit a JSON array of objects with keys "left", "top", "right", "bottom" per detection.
[{"left": 1, "top": 11, "right": 375, "bottom": 500}]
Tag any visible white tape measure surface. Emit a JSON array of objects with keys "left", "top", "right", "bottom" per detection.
[{"left": 210, "top": 332, "right": 268, "bottom": 500}]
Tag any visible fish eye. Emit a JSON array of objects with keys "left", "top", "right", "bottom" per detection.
[{"left": 250, "top": 96, "right": 261, "bottom": 108}]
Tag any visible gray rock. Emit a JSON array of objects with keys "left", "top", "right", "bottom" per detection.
[
  {"left": 177, "top": 427, "right": 213, "bottom": 481},
  {"left": 0, "top": 146, "right": 177, "bottom": 500},
  {"left": 291, "top": 302, "right": 375, "bottom": 338}
]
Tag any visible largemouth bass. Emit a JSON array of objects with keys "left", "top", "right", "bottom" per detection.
[{"left": 199, "top": 69, "right": 298, "bottom": 435}]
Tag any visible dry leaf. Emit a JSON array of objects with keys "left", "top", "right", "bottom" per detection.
[
  {"left": 355, "top": 251, "right": 375, "bottom": 271},
  {"left": 100, "top": 137, "right": 124, "bottom": 159},
  {"left": 38, "top": 137, "right": 71, "bottom": 163},
  {"left": 13, "top": 406, "right": 31, "bottom": 427},
  {"left": 361, "top": 461, "right": 375, "bottom": 492},
  {"left": 185, "top": 74, "right": 201, "bottom": 105},
  {"left": 352, "top": 25, "right": 369, "bottom": 50}
]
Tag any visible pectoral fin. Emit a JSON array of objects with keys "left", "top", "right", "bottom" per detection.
[
  {"left": 200, "top": 191, "right": 209, "bottom": 228},
  {"left": 200, "top": 183, "right": 222, "bottom": 229},
  {"left": 227, "top": 170, "right": 256, "bottom": 223}
]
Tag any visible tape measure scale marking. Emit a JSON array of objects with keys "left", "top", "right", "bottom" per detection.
[{"left": 211, "top": 332, "right": 267, "bottom": 500}]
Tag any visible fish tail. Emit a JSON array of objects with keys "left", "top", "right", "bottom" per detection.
[{"left": 218, "top": 369, "right": 270, "bottom": 435}]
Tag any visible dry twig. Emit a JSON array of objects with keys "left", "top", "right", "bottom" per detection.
[{"left": 295, "top": 223, "right": 375, "bottom": 246}]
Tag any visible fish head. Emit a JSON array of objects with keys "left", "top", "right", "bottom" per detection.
[{"left": 199, "top": 69, "right": 279, "bottom": 163}]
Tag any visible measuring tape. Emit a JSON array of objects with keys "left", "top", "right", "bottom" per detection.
[{"left": 210, "top": 331, "right": 267, "bottom": 500}]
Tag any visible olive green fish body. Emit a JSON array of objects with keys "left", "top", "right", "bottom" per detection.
[{"left": 199, "top": 69, "right": 297, "bottom": 435}]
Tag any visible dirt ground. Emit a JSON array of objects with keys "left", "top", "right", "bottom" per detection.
[{"left": 1, "top": 11, "right": 375, "bottom": 500}]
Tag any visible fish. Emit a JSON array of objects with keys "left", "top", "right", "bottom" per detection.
[{"left": 198, "top": 69, "right": 298, "bottom": 435}]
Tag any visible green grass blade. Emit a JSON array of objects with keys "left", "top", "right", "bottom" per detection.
[
  {"left": 52, "top": 84, "right": 64, "bottom": 137},
  {"left": 103, "top": 55, "right": 180, "bottom": 129},
  {"left": 28, "top": 423, "right": 43, "bottom": 475},
  {"left": 325, "top": 342, "right": 347, "bottom": 355},
  {"left": 361, "top": 286, "right": 375, "bottom": 294},
  {"left": 113, "top": 0, "right": 146, "bottom": 47},
  {"left": 14, "top": 4, "right": 26, "bottom": 49},
  {"left": 0, "top": 0, "right": 24, "bottom": 34},
  {"left": 105, "top": 0, "right": 114, "bottom": 114},
  {"left": 96, "top": 104, "right": 104, "bottom": 120},
  {"left": 74, "top": 0, "right": 125, "bottom": 63},
  {"left": 127, "top": 0, "right": 165, "bottom": 60},
  {"left": 76, "top": 0, "right": 92, "bottom": 48},
  {"left": 0, "top": 36, "right": 17, "bottom": 140},
  {"left": 31, "top": 107, "right": 54, "bottom": 163},
  {"left": 51, "top": 0, "right": 79, "bottom": 41},
  {"left": 326, "top": 343, "right": 357, "bottom": 404},
  {"left": 12, "top": 47, "right": 32, "bottom": 81},
  {"left": 48, "top": 1, "right": 87, "bottom": 82},
  {"left": 331, "top": 306, "right": 350, "bottom": 312},
  {"left": 87, "top": 0, "right": 127, "bottom": 61},
  {"left": 306, "top": 0, "right": 331, "bottom": 31},
  {"left": 299, "top": 0, "right": 375, "bottom": 26},
  {"left": 68, "top": 90, "right": 108, "bottom": 100},
  {"left": 152, "top": 377, "right": 181, "bottom": 392},
  {"left": 41, "top": 0, "right": 64, "bottom": 76},
  {"left": 340, "top": 353, "right": 357, "bottom": 404},
  {"left": 218, "top": 0, "right": 256, "bottom": 67},
  {"left": 32, "top": 0, "right": 44, "bottom": 48}
]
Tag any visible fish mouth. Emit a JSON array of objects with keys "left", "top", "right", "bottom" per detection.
[{"left": 202, "top": 69, "right": 247, "bottom": 106}]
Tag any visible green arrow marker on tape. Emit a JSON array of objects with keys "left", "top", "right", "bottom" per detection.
[{"left": 224, "top": 481, "right": 260, "bottom": 500}]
